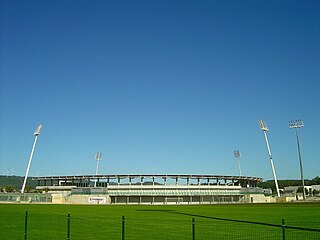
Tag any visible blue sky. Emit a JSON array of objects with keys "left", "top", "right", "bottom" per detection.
[{"left": 0, "top": 0, "right": 319, "bottom": 180}]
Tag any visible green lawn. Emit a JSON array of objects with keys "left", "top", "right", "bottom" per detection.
[{"left": 0, "top": 203, "right": 319, "bottom": 240}]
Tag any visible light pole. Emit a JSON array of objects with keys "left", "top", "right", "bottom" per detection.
[
  {"left": 289, "top": 119, "right": 306, "bottom": 200},
  {"left": 258, "top": 119, "right": 281, "bottom": 197},
  {"left": 21, "top": 124, "right": 43, "bottom": 193},
  {"left": 94, "top": 152, "right": 102, "bottom": 187},
  {"left": 233, "top": 150, "right": 242, "bottom": 176}
]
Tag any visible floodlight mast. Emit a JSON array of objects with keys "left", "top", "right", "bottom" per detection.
[
  {"left": 289, "top": 119, "right": 306, "bottom": 200},
  {"left": 258, "top": 120, "right": 281, "bottom": 197},
  {"left": 94, "top": 152, "right": 102, "bottom": 187},
  {"left": 233, "top": 150, "right": 242, "bottom": 176},
  {"left": 21, "top": 124, "right": 43, "bottom": 193}
]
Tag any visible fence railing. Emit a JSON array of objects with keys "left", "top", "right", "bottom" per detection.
[{"left": 15, "top": 211, "right": 320, "bottom": 239}]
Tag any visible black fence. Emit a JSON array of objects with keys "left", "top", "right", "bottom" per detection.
[{"left": 12, "top": 211, "right": 320, "bottom": 239}]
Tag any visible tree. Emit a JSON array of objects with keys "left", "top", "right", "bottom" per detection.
[
  {"left": 34, "top": 189, "right": 42, "bottom": 193},
  {"left": 25, "top": 186, "right": 32, "bottom": 193},
  {"left": 297, "top": 187, "right": 309, "bottom": 195},
  {"left": 312, "top": 176, "right": 320, "bottom": 185},
  {"left": 5, "top": 186, "right": 14, "bottom": 192},
  {"left": 312, "top": 189, "right": 319, "bottom": 196}
]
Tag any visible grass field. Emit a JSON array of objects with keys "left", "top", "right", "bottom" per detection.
[{"left": 1, "top": 202, "right": 319, "bottom": 239}]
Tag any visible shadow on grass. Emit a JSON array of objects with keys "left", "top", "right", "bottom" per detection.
[
  {"left": 137, "top": 209, "right": 280, "bottom": 227},
  {"left": 137, "top": 209, "right": 320, "bottom": 232}
]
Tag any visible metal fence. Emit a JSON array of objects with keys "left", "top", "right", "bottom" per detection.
[
  {"left": 0, "top": 193, "right": 52, "bottom": 203},
  {"left": 6, "top": 211, "right": 320, "bottom": 240}
]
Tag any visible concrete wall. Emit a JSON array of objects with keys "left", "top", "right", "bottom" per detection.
[
  {"left": 51, "top": 193, "right": 66, "bottom": 204},
  {"left": 243, "top": 194, "right": 270, "bottom": 203},
  {"left": 66, "top": 194, "right": 111, "bottom": 204}
]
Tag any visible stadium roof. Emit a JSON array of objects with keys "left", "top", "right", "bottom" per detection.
[{"left": 33, "top": 174, "right": 262, "bottom": 182}]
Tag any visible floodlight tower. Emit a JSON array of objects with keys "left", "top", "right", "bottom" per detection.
[
  {"left": 233, "top": 150, "right": 242, "bottom": 176},
  {"left": 289, "top": 119, "right": 306, "bottom": 200},
  {"left": 94, "top": 152, "right": 102, "bottom": 187},
  {"left": 258, "top": 120, "right": 281, "bottom": 197},
  {"left": 21, "top": 124, "right": 43, "bottom": 193}
]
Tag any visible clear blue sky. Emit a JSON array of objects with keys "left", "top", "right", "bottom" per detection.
[{"left": 0, "top": 0, "right": 319, "bottom": 180}]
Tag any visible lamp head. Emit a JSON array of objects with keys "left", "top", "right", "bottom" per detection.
[
  {"left": 34, "top": 124, "right": 43, "bottom": 136},
  {"left": 234, "top": 150, "right": 241, "bottom": 158},
  {"left": 95, "top": 152, "right": 102, "bottom": 161},
  {"left": 289, "top": 119, "right": 304, "bottom": 129},
  {"left": 258, "top": 119, "right": 268, "bottom": 131}
]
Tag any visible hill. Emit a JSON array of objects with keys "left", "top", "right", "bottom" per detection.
[{"left": 0, "top": 175, "right": 37, "bottom": 191}]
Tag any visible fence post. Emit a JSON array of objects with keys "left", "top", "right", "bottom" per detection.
[
  {"left": 67, "top": 213, "right": 71, "bottom": 240},
  {"left": 24, "top": 211, "right": 28, "bottom": 240},
  {"left": 192, "top": 218, "right": 195, "bottom": 240},
  {"left": 122, "top": 216, "right": 125, "bottom": 240},
  {"left": 282, "top": 219, "right": 285, "bottom": 240}
]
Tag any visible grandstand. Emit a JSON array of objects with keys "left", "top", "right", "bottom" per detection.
[{"left": 33, "top": 174, "right": 266, "bottom": 204}]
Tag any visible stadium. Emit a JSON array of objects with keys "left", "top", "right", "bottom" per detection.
[{"left": 33, "top": 174, "right": 267, "bottom": 204}]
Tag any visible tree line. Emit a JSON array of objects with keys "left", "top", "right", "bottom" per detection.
[{"left": 257, "top": 176, "right": 320, "bottom": 195}]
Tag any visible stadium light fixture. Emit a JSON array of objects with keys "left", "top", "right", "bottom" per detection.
[
  {"left": 289, "top": 119, "right": 306, "bottom": 200},
  {"left": 233, "top": 150, "right": 242, "bottom": 176},
  {"left": 258, "top": 119, "right": 280, "bottom": 197},
  {"left": 21, "top": 124, "right": 43, "bottom": 193},
  {"left": 94, "top": 152, "right": 102, "bottom": 187}
]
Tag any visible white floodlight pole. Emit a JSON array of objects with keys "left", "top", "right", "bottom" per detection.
[
  {"left": 94, "top": 152, "right": 102, "bottom": 187},
  {"left": 289, "top": 119, "right": 306, "bottom": 200},
  {"left": 233, "top": 150, "right": 242, "bottom": 176},
  {"left": 21, "top": 124, "right": 43, "bottom": 193},
  {"left": 258, "top": 120, "right": 281, "bottom": 197}
]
